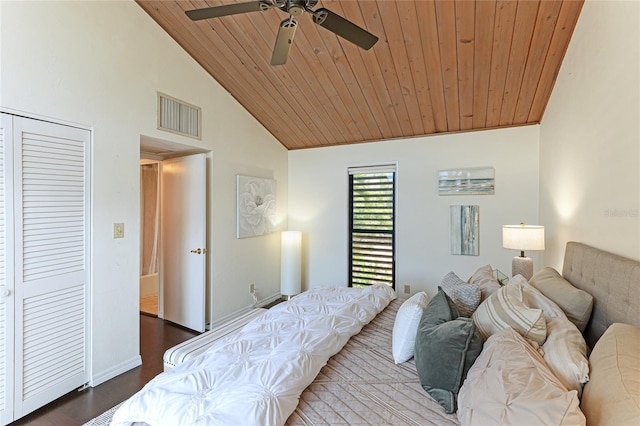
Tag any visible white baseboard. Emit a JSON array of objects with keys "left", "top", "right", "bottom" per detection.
[
  {"left": 207, "top": 293, "right": 281, "bottom": 330},
  {"left": 256, "top": 293, "right": 282, "bottom": 308},
  {"left": 90, "top": 355, "right": 142, "bottom": 387}
]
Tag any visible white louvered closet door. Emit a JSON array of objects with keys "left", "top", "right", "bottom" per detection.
[
  {"left": 12, "top": 116, "right": 90, "bottom": 419},
  {"left": 0, "top": 114, "right": 15, "bottom": 426}
]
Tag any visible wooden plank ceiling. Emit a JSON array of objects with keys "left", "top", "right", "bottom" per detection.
[{"left": 137, "top": 0, "right": 584, "bottom": 150}]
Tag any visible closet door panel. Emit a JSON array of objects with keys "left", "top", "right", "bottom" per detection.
[
  {"left": 12, "top": 117, "right": 90, "bottom": 418},
  {"left": 0, "top": 113, "right": 15, "bottom": 426}
]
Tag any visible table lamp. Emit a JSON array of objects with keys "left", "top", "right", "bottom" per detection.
[{"left": 502, "top": 223, "right": 545, "bottom": 280}]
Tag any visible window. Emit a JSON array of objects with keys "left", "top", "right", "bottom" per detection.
[{"left": 348, "top": 165, "right": 396, "bottom": 289}]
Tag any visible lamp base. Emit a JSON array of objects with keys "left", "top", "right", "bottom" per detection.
[{"left": 512, "top": 256, "right": 533, "bottom": 281}]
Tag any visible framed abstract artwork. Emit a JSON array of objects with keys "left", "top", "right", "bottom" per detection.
[
  {"left": 236, "top": 175, "right": 276, "bottom": 239},
  {"left": 438, "top": 167, "right": 495, "bottom": 195},
  {"left": 450, "top": 205, "right": 479, "bottom": 256}
]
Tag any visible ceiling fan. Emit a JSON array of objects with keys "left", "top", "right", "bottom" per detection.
[{"left": 185, "top": 0, "right": 379, "bottom": 66}]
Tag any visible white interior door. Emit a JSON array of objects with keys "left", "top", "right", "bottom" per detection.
[
  {"left": 0, "top": 113, "right": 15, "bottom": 426},
  {"left": 161, "top": 154, "right": 206, "bottom": 332},
  {"left": 12, "top": 116, "right": 90, "bottom": 419}
]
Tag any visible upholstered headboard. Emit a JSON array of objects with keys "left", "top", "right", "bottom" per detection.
[{"left": 562, "top": 241, "right": 640, "bottom": 348}]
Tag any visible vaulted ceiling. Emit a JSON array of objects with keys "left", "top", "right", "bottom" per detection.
[{"left": 137, "top": 0, "right": 584, "bottom": 150}]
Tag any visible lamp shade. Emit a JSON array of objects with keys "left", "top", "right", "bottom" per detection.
[
  {"left": 502, "top": 224, "right": 545, "bottom": 251},
  {"left": 281, "top": 231, "right": 302, "bottom": 297}
]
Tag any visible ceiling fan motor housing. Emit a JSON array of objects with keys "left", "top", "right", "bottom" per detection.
[{"left": 284, "top": 0, "right": 316, "bottom": 16}]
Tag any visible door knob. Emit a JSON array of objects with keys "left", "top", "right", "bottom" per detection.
[
  {"left": 190, "top": 248, "right": 207, "bottom": 254},
  {"left": 0, "top": 289, "right": 10, "bottom": 297}
]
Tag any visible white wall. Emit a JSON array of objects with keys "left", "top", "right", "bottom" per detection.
[
  {"left": 539, "top": 0, "right": 640, "bottom": 269},
  {"left": 1, "top": 1, "right": 287, "bottom": 384},
  {"left": 288, "top": 126, "right": 540, "bottom": 297}
]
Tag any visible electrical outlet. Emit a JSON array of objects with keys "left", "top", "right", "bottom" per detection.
[
  {"left": 250, "top": 283, "right": 255, "bottom": 293},
  {"left": 113, "top": 223, "right": 124, "bottom": 239},
  {"left": 403, "top": 284, "right": 411, "bottom": 294}
]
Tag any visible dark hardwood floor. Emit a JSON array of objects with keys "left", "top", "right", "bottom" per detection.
[{"left": 10, "top": 314, "right": 198, "bottom": 426}]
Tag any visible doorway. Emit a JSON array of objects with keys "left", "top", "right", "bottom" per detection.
[
  {"left": 139, "top": 135, "right": 209, "bottom": 331},
  {"left": 140, "top": 160, "right": 160, "bottom": 316}
]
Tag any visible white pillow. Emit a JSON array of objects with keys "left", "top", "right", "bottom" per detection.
[
  {"left": 458, "top": 327, "right": 585, "bottom": 426},
  {"left": 468, "top": 264, "right": 501, "bottom": 301},
  {"left": 391, "top": 292, "right": 430, "bottom": 363},
  {"left": 441, "top": 272, "right": 480, "bottom": 317},
  {"left": 542, "top": 317, "right": 589, "bottom": 396}
]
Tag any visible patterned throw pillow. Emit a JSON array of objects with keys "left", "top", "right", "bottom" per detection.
[
  {"left": 441, "top": 272, "right": 481, "bottom": 317},
  {"left": 472, "top": 280, "right": 547, "bottom": 345}
]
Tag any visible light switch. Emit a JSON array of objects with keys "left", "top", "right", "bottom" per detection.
[{"left": 113, "top": 223, "right": 124, "bottom": 239}]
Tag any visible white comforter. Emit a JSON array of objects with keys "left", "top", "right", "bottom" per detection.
[{"left": 111, "top": 284, "right": 395, "bottom": 426}]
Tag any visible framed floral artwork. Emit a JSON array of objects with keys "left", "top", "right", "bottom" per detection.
[{"left": 236, "top": 175, "right": 277, "bottom": 239}]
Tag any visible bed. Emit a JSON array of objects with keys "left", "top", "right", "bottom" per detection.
[{"left": 111, "top": 242, "right": 640, "bottom": 425}]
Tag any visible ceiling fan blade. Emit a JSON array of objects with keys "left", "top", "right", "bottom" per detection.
[
  {"left": 271, "top": 18, "right": 298, "bottom": 66},
  {"left": 186, "top": 1, "right": 272, "bottom": 21},
  {"left": 312, "top": 8, "right": 378, "bottom": 50}
]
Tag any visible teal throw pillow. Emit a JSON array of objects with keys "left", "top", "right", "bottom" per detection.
[{"left": 414, "top": 287, "right": 483, "bottom": 414}]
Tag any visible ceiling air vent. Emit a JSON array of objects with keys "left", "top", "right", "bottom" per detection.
[{"left": 158, "top": 93, "right": 201, "bottom": 140}]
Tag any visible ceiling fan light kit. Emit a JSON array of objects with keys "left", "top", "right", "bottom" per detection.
[{"left": 185, "top": 0, "right": 379, "bottom": 65}]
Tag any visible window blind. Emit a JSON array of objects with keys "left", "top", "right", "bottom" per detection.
[{"left": 349, "top": 167, "right": 395, "bottom": 289}]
